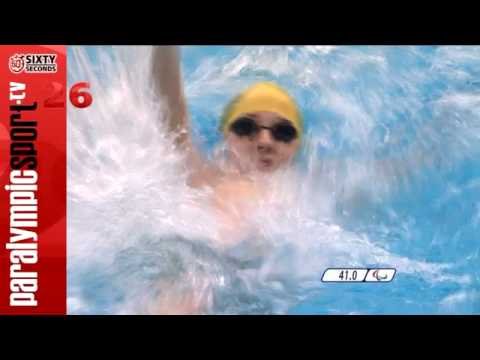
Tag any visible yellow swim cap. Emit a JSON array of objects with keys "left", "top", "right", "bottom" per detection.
[{"left": 220, "top": 82, "right": 303, "bottom": 138}]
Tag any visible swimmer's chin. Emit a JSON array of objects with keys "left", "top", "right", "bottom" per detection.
[{"left": 256, "top": 159, "right": 277, "bottom": 172}]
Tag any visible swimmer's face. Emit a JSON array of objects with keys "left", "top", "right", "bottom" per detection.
[{"left": 225, "top": 111, "right": 301, "bottom": 173}]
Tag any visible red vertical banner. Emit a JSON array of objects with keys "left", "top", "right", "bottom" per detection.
[{"left": 0, "top": 45, "right": 66, "bottom": 314}]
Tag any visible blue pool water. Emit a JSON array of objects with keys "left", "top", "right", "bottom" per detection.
[{"left": 67, "top": 46, "right": 480, "bottom": 314}]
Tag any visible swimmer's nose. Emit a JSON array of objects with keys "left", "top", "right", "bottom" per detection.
[{"left": 257, "top": 128, "right": 274, "bottom": 153}]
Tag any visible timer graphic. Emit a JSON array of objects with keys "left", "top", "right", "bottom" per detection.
[{"left": 322, "top": 268, "right": 396, "bottom": 283}]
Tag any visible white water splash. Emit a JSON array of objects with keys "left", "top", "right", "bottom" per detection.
[{"left": 67, "top": 46, "right": 477, "bottom": 314}]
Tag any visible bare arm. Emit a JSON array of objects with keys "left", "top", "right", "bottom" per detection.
[
  {"left": 151, "top": 46, "right": 190, "bottom": 150},
  {"left": 150, "top": 46, "right": 221, "bottom": 187}
]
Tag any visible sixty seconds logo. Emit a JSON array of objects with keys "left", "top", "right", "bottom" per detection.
[{"left": 9, "top": 53, "right": 58, "bottom": 74}]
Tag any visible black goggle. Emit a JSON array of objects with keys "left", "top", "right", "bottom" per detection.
[{"left": 229, "top": 117, "right": 298, "bottom": 143}]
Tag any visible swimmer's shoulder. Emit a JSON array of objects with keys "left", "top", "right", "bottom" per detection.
[{"left": 187, "top": 161, "right": 224, "bottom": 188}]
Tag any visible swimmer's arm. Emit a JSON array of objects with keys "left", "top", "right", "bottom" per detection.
[
  {"left": 151, "top": 46, "right": 222, "bottom": 187},
  {"left": 151, "top": 46, "right": 190, "bottom": 150}
]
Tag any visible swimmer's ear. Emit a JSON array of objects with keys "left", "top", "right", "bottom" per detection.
[{"left": 219, "top": 94, "right": 243, "bottom": 134}]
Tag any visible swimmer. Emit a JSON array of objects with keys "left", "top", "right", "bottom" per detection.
[
  {"left": 149, "top": 46, "right": 305, "bottom": 314},
  {"left": 149, "top": 46, "right": 431, "bottom": 314},
  {"left": 151, "top": 46, "right": 303, "bottom": 247}
]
